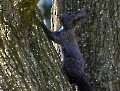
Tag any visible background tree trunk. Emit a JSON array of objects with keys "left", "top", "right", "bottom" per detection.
[
  {"left": 0, "top": 0, "right": 120, "bottom": 91},
  {"left": 52, "top": 0, "right": 120, "bottom": 90}
]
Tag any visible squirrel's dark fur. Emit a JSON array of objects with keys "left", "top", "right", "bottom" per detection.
[{"left": 40, "top": 9, "right": 93, "bottom": 91}]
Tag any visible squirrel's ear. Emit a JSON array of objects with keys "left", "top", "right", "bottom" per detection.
[
  {"left": 73, "top": 17, "right": 81, "bottom": 25},
  {"left": 72, "top": 9, "right": 87, "bottom": 25}
]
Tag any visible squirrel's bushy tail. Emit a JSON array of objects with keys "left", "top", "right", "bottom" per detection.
[{"left": 76, "top": 76, "right": 93, "bottom": 91}]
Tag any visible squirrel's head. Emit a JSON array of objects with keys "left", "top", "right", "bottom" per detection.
[{"left": 59, "top": 9, "right": 87, "bottom": 29}]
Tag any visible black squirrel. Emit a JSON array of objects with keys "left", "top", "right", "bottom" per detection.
[{"left": 40, "top": 9, "right": 93, "bottom": 91}]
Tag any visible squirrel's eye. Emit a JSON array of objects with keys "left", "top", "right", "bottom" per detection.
[{"left": 60, "top": 17, "right": 64, "bottom": 21}]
